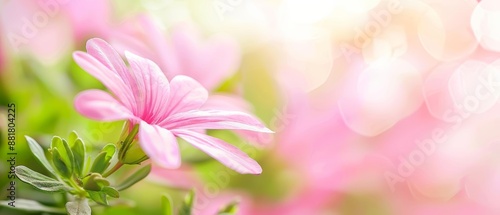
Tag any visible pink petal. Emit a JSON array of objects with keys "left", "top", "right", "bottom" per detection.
[
  {"left": 111, "top": 33, "right": 155, "bottom": 61},
  {"left": 74, "top": 90, "right": 135, "bottom": 121},
  {"left": 201, "top": 95, "right": 272, "bottom": 144},
  {"left": 109, "top": 17, "right": 158, "bottom": 63},
  {"left": 198, "top": 36, "right": 240, "bottom": 90},
  {"left": 162, "top": 110, "right": 273, "bottom": 133},
  {"left": 86, "top": 38, "right": 143, "bottom": 114},
  {"left": 86, "top": 38, "right": 132, "bottom": 86},
  {"left": 161, "top": 75, "right": 208, "bottom": 117},
  {"left": 138, "top": 121, "right": 180, "bottom": 168},
  {"left": 64, "top": 0, "right": 109, "bottom": 42},
  {"left": 173, "top": 129, "right": 262, "bottom": 174},
  {"left": 125, "top": 51, "right": 170, "bottom": 123},
  {"left": 73, "top": 51, "right": 134, "bottom": 109},
  {"left": 170, "top": 26, "right": 200, "bottom": 76},
  {"left": 149, "top": 165, "right": 199, "bottom": 189},
  {"left": 171, "top": 26, "right": 240, "bottom": 90},
  {"left": 138, "top": 15, "right": 179, "bottom": 77}
]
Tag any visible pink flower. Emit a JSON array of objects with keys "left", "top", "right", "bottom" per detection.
[
  {"left": 110, "top": 15, "right": 240, "bottom": 90},
  {"left": 1, "top": 0, "right": 110, "bottom": 63},
  {"left": 72, "top": 38, "right": 272, "bottom": 174}
]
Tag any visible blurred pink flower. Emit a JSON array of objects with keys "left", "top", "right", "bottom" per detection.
[
  {"left": 0, "top": 0, "right": 110, "bottom": 63},
  {"left": 62, "top": 0, "right": 110, "bottom": 42},
  {"left": 193, "top": 54, "right": 500, "bottom": 214},
  {"left": 72, "top": 38, "right": 272, "bottom": 174},
  {"left": 401, "top": 48, "right": 500, "bottom": 203},
  {"left": 110, "top": 15, "right": 240, "bottom": 90}
]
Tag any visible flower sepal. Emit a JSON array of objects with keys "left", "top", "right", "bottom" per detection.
[{"left": 118, "top": 122, "right": 148, "bottom": 165}]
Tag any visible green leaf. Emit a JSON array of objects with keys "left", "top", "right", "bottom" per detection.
[
  {"left": 72, "top": 138, "right": 86, "bottom": 177},
  {"left": 218, "top": 201, "right": 239, "bottom": 215},
  {"left": 15, "top": 166, "right": 69, "bottom": 192},
  {"left": 95, "top": 177, "right": 111, "bottom": 187},
  {"left": 66, "top": 198, "right": 91, "bottom": 215},
  {"left": 88, "top": 191, "right": 108, "bottom": 205},
  {"left": 62, "top": 138, "right": 75, "bottom": 166},
  {"left": 50, "top": 136, "right": 63, "bottom": 149},
  {"left": 51, "top": 136, "right": 74, "bottom": 176},
  {"left": 25, "top": 136, "right": 56, "bottom": 175},
  {"left": 90, "top": 153, "right": 110, "bottom": 174},
  {"left": 68, "top": 130, "right": 79, "bottom": 146},
  {"left": 0, "top": 199, "right": 66, "bottom": 214},
  {"left": 161, "top": 194, "right": 173, "bottom": 215},
  {"left": 52, "top": 148, "right": 72, "bottom": 178},
  {"left": 116, "top": 164, "right": 151, "bottom": 191},
  {"left": 102, "top": 186, "right": 120, "bottom": 198},
  {"left": 84, "top": 155, "right": 92, "bottom": 174},
  {"left": 90, "top": 144, "right": 116, "bottom": 174},
  {"left": 179, "top": 190, "right": 195, "bottom": 215},
  {"left": 102, "top": 143, "right": 117, "bottom": 155}
]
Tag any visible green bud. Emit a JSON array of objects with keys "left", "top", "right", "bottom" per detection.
[
  {"left": 82, "top": 173, "right": 109, "bottom": 191},
  {"left": 120, "top": 139, "right": 148, "bottom": 164},
  {"left": 118, "top": 122, "right": 148, "bottom": 164}
]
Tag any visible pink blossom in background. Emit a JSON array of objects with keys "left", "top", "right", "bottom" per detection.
[
  {"left": 258, "top": 60, "right": 500, "bottom": 214},
  {"left": 1, "top": 0, "right": 72, "bottom": 63},
  {"left": 110, "top": 15, "right": 241, "bottom": 91},
  {"left": 148, "top": 165, "right": 200, "bottom": 189},
  {"left": 319, "top": 1, "right": 500, "bottom": 213},
  {"left": 73, "top": 38, "right": 272, "bottom": 174},
  {"left": 0, "top": 0, "right": 111, "bottom": 64},
  {"left": 185, "top": 0, "right": 500, "bottom": 209},
  {"left": 61, "top": 0, "right": 111, "bottom": 42}
]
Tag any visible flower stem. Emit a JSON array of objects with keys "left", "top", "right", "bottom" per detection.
[
  {"left": 68, "top": 177, "right": 86, "bottom": 197},
  {"left": 102, "top": 161, "right": 124, "bottom": 178}
]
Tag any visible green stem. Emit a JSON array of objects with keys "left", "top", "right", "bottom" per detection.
[
  {"left": 68, "top": 178, "right": 86, "bottom": 197},
  {"left": 102, "top": 161, "right": 124, "bottom": 178}
]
